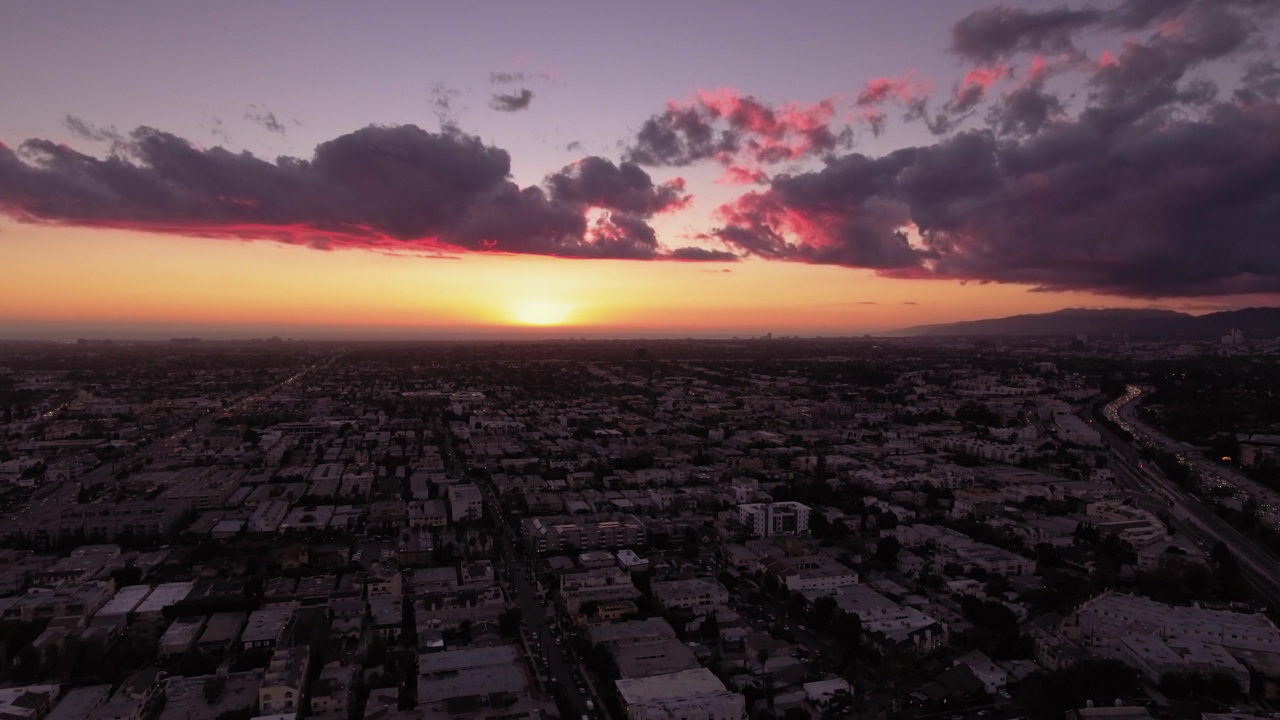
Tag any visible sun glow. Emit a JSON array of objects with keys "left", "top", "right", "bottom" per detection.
[{"left": 511, "top": 299, "right": 574, "bottom": 326}]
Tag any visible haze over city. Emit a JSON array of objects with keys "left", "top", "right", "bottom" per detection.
[{"left": 3, "top": 0, "right": 1280, "bottom": 339}]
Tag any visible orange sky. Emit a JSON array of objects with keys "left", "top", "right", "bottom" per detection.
[{"left": 0, "top": 218, "right": 1215, "bottom": 340}]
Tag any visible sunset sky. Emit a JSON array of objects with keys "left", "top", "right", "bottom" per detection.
[{"left": 2, "top": 0, "right": 1279, "bottom": 339}]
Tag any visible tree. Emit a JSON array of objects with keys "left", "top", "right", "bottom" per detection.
[
  {"left": 682, "top": 527, "right": 701, "bottom": 559},
  {"left": 831, "top": 612, "right": 862, "bottom": 648},
  {"left": 110, "top": 565, "right": 143, "bottom": 587},
  {"left": 1210, "top": 541, "right": 1242, "bottom": 594},
  {"left": 498, "top": 608, "right": 523, "bottom": 638},
  {"left": 1022, "top": 659, "right": 1140, "bottom": 720},
  {"left": 701, "top": 610, "right": 721, "bottom": 641},
  {"left": 809, "top": 595, "right": 838, "bottom": 633},
  {"left": 872, "top": 536, "right": 901, "bottom": 570},
  {"left": 1208, "top": 672, "right": 1241, "bottom": 702}
]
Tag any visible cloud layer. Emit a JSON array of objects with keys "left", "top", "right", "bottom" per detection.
[
  {"left": 0, "top": 124, "right": 717, "bottom": 261},
  {"left": 3, "top": 0, "right": 1280, "bottom": 298},
  {"left": 710, "top": 0, "right": 1280, "bottom": 297}
]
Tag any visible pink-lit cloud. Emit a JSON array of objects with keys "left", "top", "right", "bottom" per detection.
[
  {"left": 0, "top": 125, "right": 728, "bottom": 262},
  {"left": 624, "top": 88, "right": 852, "bottom": 180}
]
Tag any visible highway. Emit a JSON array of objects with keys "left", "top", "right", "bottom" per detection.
[
  {"left": 1101, "top": 387, "right": 1280, "bottom": 605},
  {"left": 1109, "top": 386, "right": 1280, "bottom": 532}
]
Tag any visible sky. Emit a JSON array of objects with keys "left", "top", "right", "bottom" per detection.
[{"left": 1, "top": 0, "right": 1279, "bottom": 340}]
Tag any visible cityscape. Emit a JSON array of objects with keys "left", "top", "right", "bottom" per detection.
[
  {"left": 3, "top": 1, "right": 1280, "bottom": 720},
  {"left": 0, "top": 333, "right": 1278, "bottom": 720}
]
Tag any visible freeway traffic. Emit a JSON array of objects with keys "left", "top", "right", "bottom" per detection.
[{"left": 1101, "top": 387, "right": 1280, "bottom": 605}]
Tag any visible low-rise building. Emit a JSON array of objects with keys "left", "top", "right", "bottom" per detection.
[
  {"left": 259, "top": 646, "right": 310, "bottom": 718},
  {"left": 240, "top": 607, "right": 294, "bottom": 651},
  {"left": 446, "top": 484, "right": 483, "bottom": 524},
  {"left": 650, "top": 578, "right": 729, "bottom": 612},
  {"left": 615, "top": 668, "right": 744, "bottom": 720},
  {"left": 738, "top": 502, "right": 810, "bottom": 537}
]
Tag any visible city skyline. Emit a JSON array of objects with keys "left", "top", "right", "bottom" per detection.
[{"left": 3, "top": 0, "right": 1280, "bottom": 339}]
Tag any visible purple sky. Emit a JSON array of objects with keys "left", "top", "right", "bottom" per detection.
[{"left": 2, "top": 0, "right": 1280, "bottom": 336}]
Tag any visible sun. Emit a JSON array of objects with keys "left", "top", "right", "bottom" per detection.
[{"left": 511, "top": 299, "right": 574, "bottom": 326}]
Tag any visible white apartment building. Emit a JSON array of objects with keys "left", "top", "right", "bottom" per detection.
[
  {"left": 446, "top": 484, "right": 483, "bottom": 524},
  {"left": 738, "top": 501, "right": 811, "bottom": 537}
]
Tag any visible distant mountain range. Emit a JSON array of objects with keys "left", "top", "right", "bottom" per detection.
[{"left": 890, "top": 307, "right": 1280, "bottom": 340}]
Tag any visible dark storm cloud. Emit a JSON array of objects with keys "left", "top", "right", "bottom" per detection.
[
  {"left": 1105, "top": 0, "right": 1197, "bottom": 29},
  {"left": 0, "top": 124, "right": 719, "bottom": 261},
  {"left": 952, "top": 0, "right": 1278, "bottom": 64},
  {"left": 490, "top": 89, "right": 534, "bottom": 112},
  {"left": 625, "top": 106, "right": 734, "bottom": 166},
  {"left": 546, "top": 156, "right": 688, "bottom": 215},
  {"left": 951, "top": 4, "right": 1103, "bottom": 62},
  {"left": 989, "top": 84, "right": 1064, "bottom": 135},
  {"left": 713, "top": 100, "right": 1280, "bottom": 296},
  {"left": 1082, "top": 3, "right": 1254, "bottom": 133},
  {"left": 701, "top": 0, "right": 1276, "bottom": 297}
]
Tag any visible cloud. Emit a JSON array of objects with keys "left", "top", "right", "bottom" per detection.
[
  {"left": 546, "top": 156, "right": 689, "bottom": 215},
  {"left": 624, "top": 89, "right": 852, "bottom": 179},
  {"left": 948, "top": 64, "right": 1013, "bottom": 114},
  {"left": 1236, "top": 61, "right": 1280, "bottom": 103},
  {"left": 490, "top": 69, "right": 555, "bottom": 85},
  {"left": 245, "top": 104, "right": 286, "bottom": 135},
  {"left": 712, "top": 96, "right": 1280, "bottom": 297},
  {"left": 11, "top": 0, "right": 1280, "bottom": 300},
  {"left": 64, "top": 115, "right": 122, "bottom": 143},
  {"left": 1105, "top": 0, "right": 1198, "bottom": 30},
  {"left": 854, "top": 73, "right": 934, "bottom": 136},
  {"left": 856, "top": 73, "right": 933, "bottom": 108},
  {"left": 0, "top": 124, "right": 718, "bottom": 262},
  {"left": 700, "top": 1, "right": 1280, "bottom": 297},
  {"left": 429, "top": 83, "right": 461, "bottom": 124},
  {"left": 989, "top": 84, "right": 1064, "bottom": 135},
  {"left": 668, "top": 246, "right": 739, "bottom": 262},
  {"left": 951, "top": 4, "right": 1103, "bottom": 62},
  {"left": 1081, "top": 3, "right": 1255, "bottom": 133},
  {"left": 490, "top": 89, "right": 534, "bottom": 112}
]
